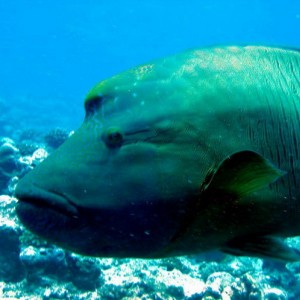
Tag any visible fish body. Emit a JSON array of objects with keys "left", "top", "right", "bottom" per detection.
[{"left": 15, "top": 46, "right": 300, "bottom": 260}]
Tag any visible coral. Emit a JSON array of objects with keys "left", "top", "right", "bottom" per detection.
[
  {"left": 17, "top": 142, "right": 40, "bottom": 156},
  {"left": 19, "top": 229, "right": 49, "bottom": 248},
  {"left": 20, "top": 246, "right": 68, "bottom": 285},
  {"left": 0, "top": 195, "right": 24, "bottom": 282},
  {"left": 44, "top": 128, "right": 69, "bottom": 149},
  {"left": 160, "top": 257, "right": 191, "bottom": 274},
  {"left": 18, "top": 129, "right": 39, "bottom": 142},
  {"left": 0, "top": 139, "right": 20, "bottom": 177},
  {"left": 0, "top": 139, "right": 22, "bottom": 193},
  {"left": 0, "top": 225, "right": 25, "bottom": 282},
  {"left": 66, "top": 253, "right": 103, "bottom": 291},
  {"left": 7, "top": 176, "right": 19, "bottom": 194},
  {"left": 31, "top": 148, "right": 48, "bottom": 166},
  {"left": 264, "top": 288, "right": 287, "bottom": 300},
  {"left": 17, "top": 148, "right": 48, "bottom": 180},
  {"left": 0, "top": 195, "right": 19, "bottom": 222}
]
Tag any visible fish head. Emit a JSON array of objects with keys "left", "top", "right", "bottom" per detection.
[{"left": 15, "top": 63, "right": 210, "bottom": 257}]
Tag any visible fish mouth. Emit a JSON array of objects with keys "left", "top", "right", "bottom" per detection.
[{"left": 15, "top": 182, "right": 79, "bottom": 218}]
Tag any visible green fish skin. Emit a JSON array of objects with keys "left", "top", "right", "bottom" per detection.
[{"left": 15, "top": 46, "right": 300, "bottom": 260}]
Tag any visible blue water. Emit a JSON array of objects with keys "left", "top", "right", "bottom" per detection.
[
  {"left": 0, "top": 0, "right": 299, "bottom": 132},
  {"left": 1, "top": 1, "right": 300, "bottom": 298}
]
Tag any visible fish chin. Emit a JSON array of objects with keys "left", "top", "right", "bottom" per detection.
[
  {"left": 15, "top": 195, "right": 185, "bottom": 258},
  {"left": 15, "top": 185, "right": 86, "bottom": 252},
  {"left": 15, "top": 200, "right": 102, "bottom": 256},
  {"left": 16, "top": 200, "right": 72, "bottom": 238},
  {"left": 15, "top": 182, "right": 188, "bottom": 258}
]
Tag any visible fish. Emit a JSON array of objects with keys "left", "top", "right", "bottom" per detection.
[{"left": 15, "top": 46, "right": 300, "bottom": 260}]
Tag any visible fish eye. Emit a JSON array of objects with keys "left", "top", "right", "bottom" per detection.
[
  {"left": 102, "top": 127, "right": 123, "bottom": 148},
  {"left": 85, "top": 95, "right": 103, "bottom": 115}
]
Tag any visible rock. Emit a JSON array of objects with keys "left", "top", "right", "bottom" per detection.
[
  {"left": 7, "top": 176, "right": 19, "bottom": 194},
  {"left": 198, "top": 262, "right": 222, "bottom": 281},
  {"left": 230, "top": 273, "right": 264, "bottom": 300},
  {"left": 227, "top": 257, "right": 263, "bottom": 276},
  {"left": 20, "top": 246, "right": 68, "bottom": 285},
  {"left": 66, "top": 253, "right": 102, "bottom": 291},
  {"left": 16, "top": 147, "right": 48, "bottom": 183},
  {"left": 43, "top": 286, "right": 70, "bottom": 299},
  {"left": 0, "top": 223, "right": 24, "bottom": 282},
  {"left": 0, "top": 195, "right": 19, "bottom": 221},
  {"left": 17, "top": 142, "right": 40, "bottom": 156},
  {"left": 206, "top": 272, "right": 235, "bottom": 291},
  {"left": 263, "top": 287, "right": 287, "bottom": 300},
  {"left": 31, "top": 148, "right": 48, "bottom": 166},
  {"left": 0, "top": 140, "right": 21, "bottom": 192},
  {"left": 166, "top": 285, "right": 185, "bottom": 299},
  {"left": 0, "top": 140, "right": 20, "bottom": 177},
  {"left": 99, "top": 284, "right": 129, "bottom": 299},
  {"left": 0, "top": 138, "right": 48, "bottom": 194},
  {"left": 285, "top": 236, "right": 300, "bottom": 252}
]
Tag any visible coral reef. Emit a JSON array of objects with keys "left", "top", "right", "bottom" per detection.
[
  {"left": 0, "top": 139, "right": 21, "bottom": 193},
  {"left": 0, "top": 136, "right": 49, "bottom": 194},
  {"left": 0, "top": 195, "right": 24, "bottom": 282},
  {"left": 17, "top": 142, "right": 40, "bottom": 156},
  {"left": 44, "top": 128, "right": 70, "bottom": 149},
  {"left": 0, "top": 138, "right": 20, "bottom": 177}
]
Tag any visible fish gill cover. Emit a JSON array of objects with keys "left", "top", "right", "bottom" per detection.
[{"left": 0, "top": 0, "right": 300, "bottom": 299}]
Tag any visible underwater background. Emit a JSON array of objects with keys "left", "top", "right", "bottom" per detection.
[{"left": 0, "top": 0, "right": 300, "bottom": 299}]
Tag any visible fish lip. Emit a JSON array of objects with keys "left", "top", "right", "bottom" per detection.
[{"left": 15, "top": 182, "right": 79, "bottom": 218}]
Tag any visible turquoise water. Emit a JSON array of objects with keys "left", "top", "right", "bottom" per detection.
[
  {"left": 0, "top": 0, "right": 299, "bottom": 132},
  {"left": 0, "top": 1, "right": 300, "bottom": 299}
]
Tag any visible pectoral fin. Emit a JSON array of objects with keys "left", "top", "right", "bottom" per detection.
[
  {"left": 202, "top": 150, "right": 285, "bottom": 198},
  {"left": 222, "top": 236, "right": 300, "bottom": 261}
]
